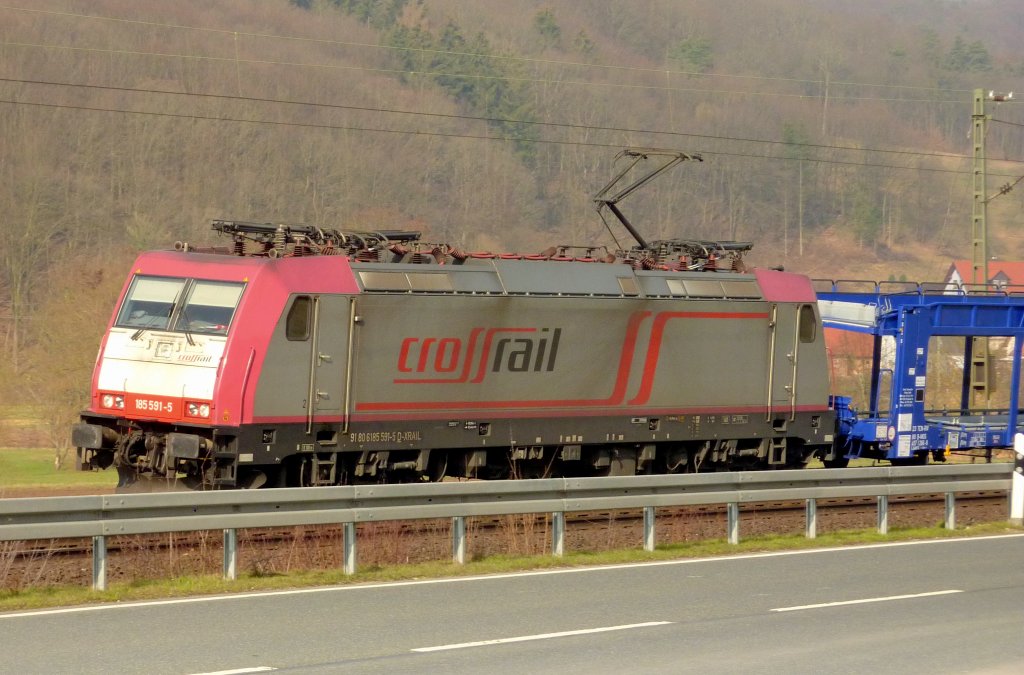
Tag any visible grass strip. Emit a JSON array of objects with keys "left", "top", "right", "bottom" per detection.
[
  {"left": 0, "top": 448, "right": 115, "bottom": 490},
  {"left": 1, "top": 521, "right": 1019, "bottom": 613}
]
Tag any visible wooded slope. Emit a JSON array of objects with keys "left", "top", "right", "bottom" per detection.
[{"left": 1, "top": 0, "right": 1022, "bottom": 434}]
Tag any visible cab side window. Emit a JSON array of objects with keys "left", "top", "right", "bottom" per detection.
[
  {"left": 286, "top": 296, "right": 312, "bottom": 341},
  {"left": 798, "top": 304, "right": 816, "bottom": 343}
]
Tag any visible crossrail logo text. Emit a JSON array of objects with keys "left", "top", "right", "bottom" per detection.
[{"left": 395, "top": 327, "right": 561, "bottom": 384}]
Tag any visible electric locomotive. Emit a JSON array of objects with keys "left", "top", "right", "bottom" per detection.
[
  {"left": 72, "top": 219, "right": 840, "bottom": 488},
  {"left": 72, "top": 150, "right": 842, "bottom": 489}
]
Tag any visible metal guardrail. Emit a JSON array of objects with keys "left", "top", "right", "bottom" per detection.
[{"left": 0, "top": 463, "right": 1017, "bottom": 591}]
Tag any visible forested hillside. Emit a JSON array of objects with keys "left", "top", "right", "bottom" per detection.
[{"left": 1, "top": 0, "right": 1023, "bottom": 443}]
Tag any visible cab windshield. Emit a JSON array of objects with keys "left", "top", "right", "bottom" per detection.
[{"left": 115, "top": 276, "right": 245, "bottom": 336}]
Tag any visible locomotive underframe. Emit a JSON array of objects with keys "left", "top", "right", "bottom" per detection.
[{"left": 74, "top": 408, "right": 834, "bottom": 489}]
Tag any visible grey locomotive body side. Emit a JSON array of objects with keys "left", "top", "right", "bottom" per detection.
[{"left": 242, "top": 259, "right": 834, "bottom": 485}]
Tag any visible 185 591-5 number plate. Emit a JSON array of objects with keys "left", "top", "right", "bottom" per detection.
[{"left": 125, "top": 393, "right": 181, "bottom": 420}]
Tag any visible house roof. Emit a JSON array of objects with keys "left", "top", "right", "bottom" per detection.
[
  {"left": 944, "top": 260, "right": 1024, "bottom": 286},
  {"left": 824, "top": 327, "right": 874, "bottom": 358}
]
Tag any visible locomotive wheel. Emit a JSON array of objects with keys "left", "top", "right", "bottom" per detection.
[
  {"left": 115, "top": 464, "right": 138, "bottom": 491},
  {"left": 239, "top": 470, "right": 269, "bottom": 489},
  {"left": 179, "top": 461, "right": 217, "bottom": 490},
  {"left": 663, "top": 446, "right": 690, "bottom": 473},
  {"left": 180, "top": 472, "right": 205, "bottom": 490},
  {"left": 427, "top": 452, "right": 449, "bottom": 482}
]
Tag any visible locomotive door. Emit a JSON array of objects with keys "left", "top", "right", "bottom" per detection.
[
  {"left": 766, "top": 303, "right": 799, "bottom": 421},
  {"left": 305, "top": 295, "right": 352, "bottom": 433}
]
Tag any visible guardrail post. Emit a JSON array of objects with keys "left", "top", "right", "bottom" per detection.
[
  {"left": 945, "top": 493, "right": 956, "bottom": 530},
  {"left": 223, "top": 529, "right": 237, "bottom": 580},
  {"left": 877, "top": 495, "right": 889, "bottom": 534},
  {"left": 552, "top": 511, "right": 565, "bottom": 557},
  {"left": 452, "top": 516, "right": 466, "bottom": 564},
  {"left": 727, "top": 502, "right": 739, "bottom": 544},
  {"left": 1012, "top": 433, "right": 1024, "bottom": 526},
  {"left": 805, "top": 498, "right": 817, "bottom": 539},
  {"left": 342, "top": 522, "right": 356, "bottom": 575},
  {"left": 643, "top": 506, "right": 655, "bottom": 551},
  {"left": 92, "top": 535, "right": 106, "bottom": 591}
]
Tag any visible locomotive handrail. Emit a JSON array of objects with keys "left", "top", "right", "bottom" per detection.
[{"left": 0, "top": 462, "right": 1016, "bottom": 592}]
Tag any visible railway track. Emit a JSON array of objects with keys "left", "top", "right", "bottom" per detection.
[{"left": 1, "top": 491, "right": 1009, "bottom": 591}]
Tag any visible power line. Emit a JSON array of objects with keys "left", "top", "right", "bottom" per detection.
[
  {"left": 0, "top": 75, "right": 987, "bottom": 164},
  {"left": 3, "top": 96, "right": 1015, "bottom": 177},
  {"left": 0, "top": 3, "right": 973, "bottom": 95},
  {"left": 700, "top": 147, "right": 975, "bottom": 175},
  {"left": 988, "top": 174, "right": 1024, "bottom": 202},
  {"left": 992, "top": 118, "right": 1024, "bottom": 129},
  {"left": 0, "top": 39, "right": 968, "bottom": 105},
  {"left": 0, "top": 96, "right": 637, "bottom": 150}
]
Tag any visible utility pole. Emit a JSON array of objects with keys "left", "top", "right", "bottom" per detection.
[
  {"left": 969, "top": 88, "right": 1014, "bottom": 407},
  {"left": 971, "top": 88, "right": 989, "bottom": 289},
  {"left": 970, "top": 89, "right": 990, "bottom": 405}
]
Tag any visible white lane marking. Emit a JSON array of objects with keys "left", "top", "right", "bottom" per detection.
[
  {"left": 3, "top": 533, "right": 1020, "bottom": 620},
  {"left": 411, "top": 621, "right": 673, "bottom": 653},
  {"left": 187, "top": 668, "right": 275, "bottom": 675},
  {"left": 771, "top": 589, "right": 963, "bottom": 612}
]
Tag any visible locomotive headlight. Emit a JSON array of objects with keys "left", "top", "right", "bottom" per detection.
[
  {"left": 101, "top": 394, "right": 125, "bottom": 410},
  {"left": 186, "top": 402, "right": 211, "bottom": 418}
]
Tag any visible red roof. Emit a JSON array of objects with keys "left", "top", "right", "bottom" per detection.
[
  {"left": 945, "top": 259, "right": 1024, "bottom": 287},
  {"left": 824, "top": 328, "right": 874, "bottom": 358}
]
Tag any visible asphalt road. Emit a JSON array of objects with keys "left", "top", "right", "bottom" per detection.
[{"left": 3, "top": 534, "right": 1023, "bottom": 674}]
